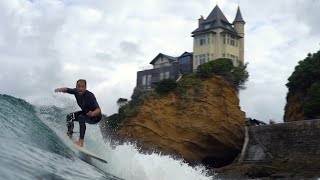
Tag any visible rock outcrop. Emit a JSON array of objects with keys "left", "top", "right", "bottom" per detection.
[
  {"left": 284, "top": 50, "right": 320, "bottom": 121},
  {"left": 116, "top": 76, "right": 245, "bottom": 167},
  {"left": 283, "top": 92, "right": 305, "bottom": 122}
]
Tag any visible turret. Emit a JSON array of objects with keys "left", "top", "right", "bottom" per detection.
[
  {"left": 233, "top": 6, "right": 245, "bottom": 63},
  {"left": 233, "top": 6, "right": 245, "bottom": 37}
]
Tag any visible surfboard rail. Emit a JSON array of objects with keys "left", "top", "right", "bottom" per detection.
[{"left": 72, "top": 143, "right": 108, "bottom": 163}]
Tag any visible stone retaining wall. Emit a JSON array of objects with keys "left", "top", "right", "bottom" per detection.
[{"left": 239, "top": 119, "right": 320, "bottom": 162}]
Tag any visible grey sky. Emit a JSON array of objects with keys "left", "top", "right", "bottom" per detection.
[{"left": 0, "top": 0, "right": 319, "bottom": 122}]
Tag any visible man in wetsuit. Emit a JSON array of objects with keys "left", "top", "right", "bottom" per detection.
[{"left": 54, "top": 79, "right": 102, "bottom": 147}]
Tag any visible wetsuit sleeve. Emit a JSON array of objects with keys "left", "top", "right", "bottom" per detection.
[
  {"left": 90, "top": 93, "right": 100, "bottom": 109},
  {"left": 66, "top": 88, "right": 76, "bottom": 94}
]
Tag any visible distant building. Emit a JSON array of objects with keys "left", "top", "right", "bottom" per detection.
[
  {"left": 136, "top": 52, "right": 193, "bottom": 90},
  {"left": 192, "top": 5, "right": 245, "bottom": 70},
  {"left": 136, "top": 4, "right": 245, "bottom": 89}
]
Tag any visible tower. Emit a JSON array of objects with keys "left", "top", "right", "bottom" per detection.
[{"left": 233, "top": 6, "right": 245, "bottom": 64}]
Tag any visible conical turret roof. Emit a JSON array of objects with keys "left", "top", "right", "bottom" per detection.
[{"left": 233, "top": 6, "right": 245, "bottom": 24}]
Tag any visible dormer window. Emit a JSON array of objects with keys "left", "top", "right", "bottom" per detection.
[{"left": 204, "top": 24, "right": 210, "bottom": 29}]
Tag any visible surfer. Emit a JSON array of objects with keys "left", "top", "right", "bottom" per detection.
[{"left": 54, "top": 79, "right": 102, "bottom": 147}]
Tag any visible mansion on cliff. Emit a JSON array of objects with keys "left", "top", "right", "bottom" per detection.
[{"left": 137, "top": 5, "right": 245, "bottom": 90}]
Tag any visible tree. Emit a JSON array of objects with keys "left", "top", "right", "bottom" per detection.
[
  {"left": 286, "top": 50, "right": 320, "bottom": 93},
  {"left": 286, "top": 50, "right": 320, "bottom": 119},
  {"left": 230, "top": 62, "right": 249, "bottom": 90}
]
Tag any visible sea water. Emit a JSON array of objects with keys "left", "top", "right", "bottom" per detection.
[{"left": 0, "top": 94, "right": 214, "bottom": 180}]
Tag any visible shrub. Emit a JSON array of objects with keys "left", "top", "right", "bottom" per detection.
[
  {"left": 197, "top": 63, "right": 213, "bottom": 78},
  {"left": 155, "top": 79, "right": 177, "bottom": 95},
  {"left": 197, "top": 58, "right": 249, "bottom": 89}
]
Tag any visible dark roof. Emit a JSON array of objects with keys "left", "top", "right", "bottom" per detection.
[
  {"left": 149, "top": 53, "right": 178, "bottom": 65},
  {"left": 192, "top": 5, "right": 238, "bottom": 36},
  {"left": 178, "top": 52, "right": 193, "bottom": 58},
  {"left": 233, "top": 6, "right": 245, "bottom": 24},
  {"left": 204, "top": 5, "right": 229, "bottom": 24}
]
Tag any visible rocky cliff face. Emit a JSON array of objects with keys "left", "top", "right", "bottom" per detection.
[
  {"left": 284, "top": 92, "right": 305, "bottom": 122},
  {"left": 116, "top": 76, "right": 245, "bottom": 167}
]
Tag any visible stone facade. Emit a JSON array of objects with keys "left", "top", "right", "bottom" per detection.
[{"left": 240, "top": 119, "right": 320, "bottom": 162}]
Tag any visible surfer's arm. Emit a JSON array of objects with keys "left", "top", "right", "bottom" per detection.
[
  {"left": 54, "top": 88, "right": 76, "bottom": 94},
  {"left": 54, "top": 87, "right": 68, "bottom": 93},
  {"left": 87, "top": 107, "right": 101, "bottom": 117}
]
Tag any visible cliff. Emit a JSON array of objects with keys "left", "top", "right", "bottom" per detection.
[
  {"left": 116, "top": 76, "right": 245, "bottom": 167},
  {"left": 284, "top": 50, "right": 320, "bottom": 122},
  {"left": 283, "top": 92, "right": 305, "bottom": 122}
]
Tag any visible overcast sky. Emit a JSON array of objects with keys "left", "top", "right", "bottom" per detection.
[{"left": 0, "top": 0, "right": 319, "bottom": 122}]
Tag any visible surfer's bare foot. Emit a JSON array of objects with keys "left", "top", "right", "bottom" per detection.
[{"left": 74, "top": 139, "right": 84, "bottom": 147}]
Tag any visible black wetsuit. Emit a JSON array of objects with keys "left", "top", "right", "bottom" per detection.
[{"left": 66, "top": 88, "right": 101, "bottom": 139}]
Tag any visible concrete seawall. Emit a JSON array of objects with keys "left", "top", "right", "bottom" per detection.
[{"left": 239, "top": 119, "right": 320, "bottom": 162}]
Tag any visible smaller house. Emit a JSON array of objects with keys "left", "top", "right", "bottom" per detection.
[{"left": 137, "top": 52, "right": 193, "bottom": 90}]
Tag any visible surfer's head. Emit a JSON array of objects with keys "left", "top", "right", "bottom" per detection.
[{"left": 76, "top": 79, "right": 87, "bottom": 95}]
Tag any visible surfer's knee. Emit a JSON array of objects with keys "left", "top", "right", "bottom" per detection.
[{"left": 66, "top": 113, "right": 75, "bottom": 123}]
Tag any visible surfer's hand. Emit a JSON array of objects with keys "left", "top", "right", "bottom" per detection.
[
  {"left": 54, "top": 87, "right": 67, "bottom": 93},
  {"left": 87, "top": 111, "right": 94, "bottom": 117}
]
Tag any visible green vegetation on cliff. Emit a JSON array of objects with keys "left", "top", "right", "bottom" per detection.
[
  {"left": 286, "top": 50, "right": 320, "bottom": 119},
  {"left": 197, "top": 58, "right": 249, "bottom": 89}
]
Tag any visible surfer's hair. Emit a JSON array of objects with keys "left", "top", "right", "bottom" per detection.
[{"left": 76, "top": 79, "right": 87, "bottom": 86}]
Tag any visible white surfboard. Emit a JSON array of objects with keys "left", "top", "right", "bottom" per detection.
[{"left": 72, "top": 143, "right": 108, "bottom": 163}]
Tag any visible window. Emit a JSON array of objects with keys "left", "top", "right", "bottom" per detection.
[
  {"left": 147, "top": 75, "right": 152, "bottom": 85},
  {"left": 200, "top": 38, "right": 206, "bottom": 45},
  {"left": 199, "top": 54, "right": 206, "bottom": 65},
  {"left": 142, "top": 75, "right": 146, "bottom": 85},
  {"left": 165, "top": 72, "right": 170, "bottom": 79},
  {"left": 204, "top": 24, "right": 210, "bottom": 29},
  {"left": 223, "top": 35, "right": 226, "bottom": 44},
  {"left": 195, "top": 56, "right": 198, "bottom": 66},
  {"left": 230, "top": 36, "right": 235, "bottom": 46},
  {"left": 160, "top": 73, "right": 164, "bottom": 80}
]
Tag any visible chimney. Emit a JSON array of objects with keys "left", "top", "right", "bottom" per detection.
[{"left": 198, "top": 15, "right": 204, "bottom": 27}]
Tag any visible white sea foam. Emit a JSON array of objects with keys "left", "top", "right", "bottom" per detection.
[{"left": 37, "top": 95, "right": 216, "bottom": 180}]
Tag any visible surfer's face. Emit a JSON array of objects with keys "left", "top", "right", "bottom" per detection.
[{"left": 76, "top": 82, "right": 86, "bottom": 95}]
